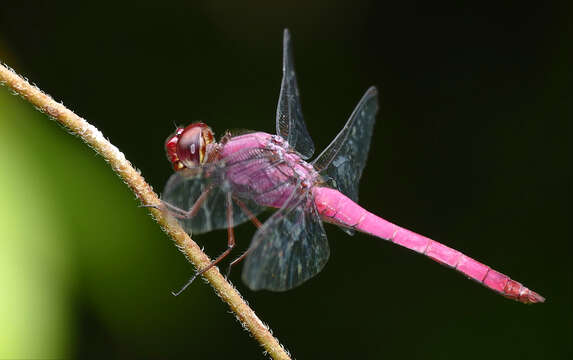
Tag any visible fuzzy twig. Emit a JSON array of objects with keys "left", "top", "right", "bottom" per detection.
[{"left": 0, "top": 62, "right": 291, "bottom": 360}]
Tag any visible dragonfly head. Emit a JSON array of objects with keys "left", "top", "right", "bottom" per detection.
[{"left": 165, "top": 122, "right": 215, "bottom": 171}]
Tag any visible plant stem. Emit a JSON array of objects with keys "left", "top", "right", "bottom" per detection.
[{"left": 0, "top": 63, "right": 291, "bottom": 360}]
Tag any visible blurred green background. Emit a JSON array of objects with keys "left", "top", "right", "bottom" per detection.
[{"left": 0, "top": 1, "right": 570, "bottom": 359}]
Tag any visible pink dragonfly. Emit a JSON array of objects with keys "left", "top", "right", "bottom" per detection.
[{"left": 160, "top": 29, "right": 544, "bottom": 303}]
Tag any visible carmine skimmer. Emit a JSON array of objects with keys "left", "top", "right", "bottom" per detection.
[{"left": 160, "top": 29, "right": 544, "bottom": 304}]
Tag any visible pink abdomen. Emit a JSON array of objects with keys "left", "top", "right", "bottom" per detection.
[{"left": 312, "top": 186, "right": 544, "bottom": 304}]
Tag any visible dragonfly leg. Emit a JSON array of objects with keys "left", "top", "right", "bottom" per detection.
[
  {"left": 172, "top": 192, "right": 236, "bottom": 296},
  {"left": 139, "top": 203, "right": 160, "bottom": 210},
  {"left": 233, "top": 196, "right": 263, "bottom": 228},
  {"left": 163, "top": 186, "right": 213, "bottom": 219},
  {"left": 224, "top": 197, "right": 263, "bottom": 278},
  {"left": 225, "top": 248, "right": 252, "bottom": 279}
]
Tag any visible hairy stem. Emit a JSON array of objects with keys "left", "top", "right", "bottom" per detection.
[{"left": 0, "top": 63, "right": 291, "bottom": 360}]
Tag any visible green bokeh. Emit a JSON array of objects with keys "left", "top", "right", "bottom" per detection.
[{"left": 0, "top": 93, "right": 71, "bottom": 358}]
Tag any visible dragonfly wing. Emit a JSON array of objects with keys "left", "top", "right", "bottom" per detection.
[
  {"left": 275, "top": 29, "right": 315, "bottom": 159},
  {"left": 162, "top": 166, "right": 265, "bottom": 235},
  {"left": 242, "top": 189, "right": 329, "bottom": 291},
  {"left": 312, "top": 86, "right": 378, "bottom": 203}
]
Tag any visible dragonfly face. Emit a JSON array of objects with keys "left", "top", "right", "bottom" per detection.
[{"left": 165, "top": 122, "right": 215, "bottom": 171}]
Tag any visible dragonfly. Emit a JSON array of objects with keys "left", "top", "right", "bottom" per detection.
[{"left": 160, "top": 29, "right": 544, "bottom": 303}]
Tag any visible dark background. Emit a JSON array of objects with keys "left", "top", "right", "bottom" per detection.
[{"left": 0, "top": 1, "right": 570, "bottom": 359}]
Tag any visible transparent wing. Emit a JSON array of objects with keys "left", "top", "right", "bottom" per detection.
[
  {"left": 242, "top": 188, "right": 329, "bottom": 291},
  {"left": 275, "top": 28, "right": 315, "bottom": 159},
  {"left": 162, "top": 165, "right": 266, "bottom": 235},
  {"left": 162, "top": 146, "right": 302, "bottom": 235},
  {"left": 312, "top": 86, "right": 378, "bottom": 203}
]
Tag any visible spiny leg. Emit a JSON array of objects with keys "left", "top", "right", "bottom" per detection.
[
  {"left": 172, "top": 192, "right": 236, "bottom": 296},
  {"left": 225, "top": 197, "right": 263, "bottom": 278}
]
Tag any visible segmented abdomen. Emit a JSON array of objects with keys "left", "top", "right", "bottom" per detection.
[{"left": 313, "top": 186, "right": 544, "bottom": 304}]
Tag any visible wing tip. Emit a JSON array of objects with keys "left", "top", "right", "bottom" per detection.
[
  {"left": 364, "top": 86, "right": 379, "bottom": 111},
  {"left": 283, "top": 29, "right": 291, "bottom": 52},
  {"left": 281, "top": 29, "right": 291, "bottom": 73},
  {"left": 366, "top": 85, "right": 378, "bottom": 98},
  {"left": 241, "top": 274, "right": 284, "bottom": 292}
]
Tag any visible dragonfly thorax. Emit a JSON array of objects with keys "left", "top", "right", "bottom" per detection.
[{"left": 213, "top": 131, "right": 320, "bottom": 208}]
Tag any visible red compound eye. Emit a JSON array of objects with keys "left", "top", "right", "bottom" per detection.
[
  {"left": 165, "top": 123, "right": 214, "bottom": 171},
  {"left": 165, "top": 127, "right": 184, "bottom": 170}
]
